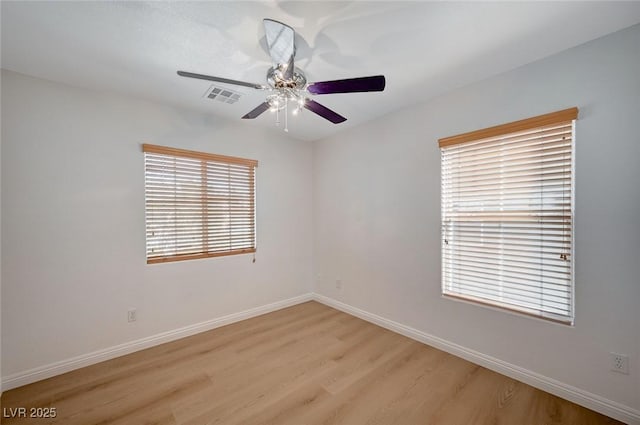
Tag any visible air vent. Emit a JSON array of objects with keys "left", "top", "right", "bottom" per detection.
[{"left": 204, "top": 85, "right": 242, "bottom": 104}]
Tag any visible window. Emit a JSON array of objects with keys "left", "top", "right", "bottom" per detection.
[
  {"left": 439, "top": 108, "right": 578, "bottom": 324},
  {"left": 143, "top": 144, "right": 257, "bottom": 264}
]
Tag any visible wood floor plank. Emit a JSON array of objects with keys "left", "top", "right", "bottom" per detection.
[
  {"left": 227, "top": 331, "right": 414, "bottom": 425},
  {"left": 1, "top": 301, "right": 622, "bottom": 425},
  {"left": 280, "top": 342, "right": 441, "bottom": 425},
  {"left": 2, "top": 302, "right": 322, "bottom": 412},
  {"left": 172, "top": 336, "right": 344, "bottom": 424}
]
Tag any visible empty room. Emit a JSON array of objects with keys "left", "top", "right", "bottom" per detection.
[{"left": 1, "top": 1, "right": 639, "bottom": 424}]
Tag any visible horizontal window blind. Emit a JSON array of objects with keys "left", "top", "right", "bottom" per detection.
[
  {"left": 143, "top": 144, "right": 257, "bottom": 264},
  {"left": 439, "top": 108, "right": 577, "bottom": 324}
]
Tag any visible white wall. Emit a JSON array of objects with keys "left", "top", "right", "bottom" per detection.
[
  {"left": 1, "top": 20, "right": 638, "bottom": 421},
  {"left": 313, "top": 24, "right": 640, "bottom": 414},
  {"left": 1, "top": 70, "right": 313, "bottom": 378},
  {"left": 1, "top": 65, "right": 3, "bottom": 395}
]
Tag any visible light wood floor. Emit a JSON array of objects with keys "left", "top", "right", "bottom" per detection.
[{"left": 1, "top": 301, "right": 621, "bottom": 425}]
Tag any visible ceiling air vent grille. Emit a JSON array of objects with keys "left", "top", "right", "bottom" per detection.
[{"left": 204, "top": 85, "right": 242, "bottom": 104}]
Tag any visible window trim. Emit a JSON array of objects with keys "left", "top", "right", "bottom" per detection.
[
  {"left": 438, "top": 108, "right": 578, "bottom": 325},
  {"left": 439, "top": 107, "right": 578, "bottom": 148},
  {"left": 143, "top": 143, "right": 258, "bottom": 168},
  {"left": 143, "top": 144, "right": 258, "bottom": 264}
]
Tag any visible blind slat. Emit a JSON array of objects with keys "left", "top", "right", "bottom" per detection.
[
  {"left": 144, "top": 146, "right": 257, "bottom": 263},
  {"left": 441, "top": 114, "right": 575, "bottom": 324}
]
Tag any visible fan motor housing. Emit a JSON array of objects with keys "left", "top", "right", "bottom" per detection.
[{"left": 267, "top": 66, "right": 307, "bottom": 89}]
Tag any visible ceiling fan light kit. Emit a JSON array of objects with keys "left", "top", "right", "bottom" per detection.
[{"left": 178, "top": 18, "right": 386, "bottom": 132}]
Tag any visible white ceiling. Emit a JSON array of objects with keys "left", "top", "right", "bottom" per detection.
[{"left": 2, "top": 1, "right": 640, "bottom": 141}]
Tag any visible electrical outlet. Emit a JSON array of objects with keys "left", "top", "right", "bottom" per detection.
[
  {"left": 336, "top": 279, "right": 342, "bottom": 290},
  {"left": 610, "top": 352, "right": 629, "bottom": 374},
  {"left": 128, "top": 309, "right": 137, "bottom": 323}
]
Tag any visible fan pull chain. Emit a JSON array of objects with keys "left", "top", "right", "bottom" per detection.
[{"left": 284, "top": 98, "right": 289, "bottom": 132}]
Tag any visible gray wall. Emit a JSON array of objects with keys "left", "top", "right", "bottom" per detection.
[
  {"left": 1, "top": 70, "right": 313, "bottom": 378},
  {"left": 313, "top": 25, "right": 640, "bottom": 412},
  {"left": 1, "top": 21, "right": 638, "bottom": 420}
]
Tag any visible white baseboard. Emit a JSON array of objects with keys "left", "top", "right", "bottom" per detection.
[
  {"left": 3, "top": 292, "right": 637, "bottom": 424},
  {"left": 1, "top": 293, "right": 313, "bottom": 391},
  {"left": 312, "top": 293, "right": 640, "bottom": 425}
]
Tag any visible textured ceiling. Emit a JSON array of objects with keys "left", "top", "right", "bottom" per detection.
[{"left": 2, "top": 1, "right": 640, "bottom": 141}]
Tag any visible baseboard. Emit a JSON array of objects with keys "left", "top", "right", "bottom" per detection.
[
  {"left": 4, "top": 292, "right": 637, "bottom": 423},
  {"left": 312, "top": 293, "right": 640, "bottom": 425},
  {"left": 1, "top": 293, "right": 313, "bottom": 391}
]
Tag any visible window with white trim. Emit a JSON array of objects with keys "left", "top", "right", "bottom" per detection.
[
  {"left": 439, "top": 108, "right": 577, "bottom": 324},
  {"left": 143, "top": 144, "right": 257, "bottom": 264}
]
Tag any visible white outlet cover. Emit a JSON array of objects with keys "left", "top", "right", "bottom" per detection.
[{"left": 610, "top": 352, "right": 629, "bottom": 374}]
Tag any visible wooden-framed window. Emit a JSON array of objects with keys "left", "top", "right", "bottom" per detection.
[
  {"left": 143, "top": 144, "right": 257, "bottom": 264},
  {"left": 439, "top": 108, "right": 578, "bottom": 324}
]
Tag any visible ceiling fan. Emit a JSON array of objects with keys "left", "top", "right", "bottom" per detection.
[{"left": 177, "top": 19, "right": 386, "bottom": 132}]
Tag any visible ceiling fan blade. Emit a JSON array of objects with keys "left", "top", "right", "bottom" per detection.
[
  {"left": 303, "top": 99, "right": 346, "bottom": 124},
  {"left": 263, "top": 19, "right": 295, "bottom": 79},
  {"left": 307, "top": 75, "right": 386, "bottom": 95},
  {"left": 282, "top": 55, "right": 295, "bottom": 81},
  {"left": 177, "top": 71, "right": 265, "bottom": 90},
  {"left": 242, "top": 102, "right": 271, "bottom": 119}
]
